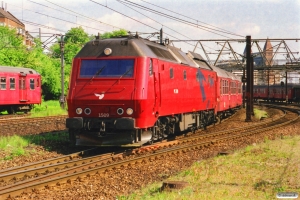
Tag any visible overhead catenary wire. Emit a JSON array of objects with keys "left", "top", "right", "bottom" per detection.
[
  {"left": 89, "top": 0, "right": 158, "bottom": 31},
  {"left": 116, "top": 0, "right": 216, "bottom": 52},
  {"left": 43, "top": 0, "right": 125, "bottom": 31},
  {"left": 140, "top": 0, "right": 243, "bottom": 38},
  {"left": 5, "top": 2, "right": 107, "bottom": 33},
  {"left": 117, "top": 0, "right": 244, "bottom": 38}
]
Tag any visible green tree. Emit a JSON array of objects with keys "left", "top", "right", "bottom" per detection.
[
  {"left": 101, "top": 29, "right": 128, "bottom": 39},
  {"left": 25, "top": 39, "right": 61, "bottom": 100},
  {"left": 50, "top": 27, "right": 90, "bottom": 65},
  {"left": 0, "top": 26, "right": 27, "bottom": 66},
  {"left": 0, "top": 26, "right": 61, "bottom": 100}
]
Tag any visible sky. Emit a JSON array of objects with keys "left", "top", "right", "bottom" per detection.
[{"left": 4, "top": 0, "right": 300, "bottom": 61}]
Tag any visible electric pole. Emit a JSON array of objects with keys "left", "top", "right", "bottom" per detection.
[{"left": 60, "top": 35, "right": 65, "bottom": 109}]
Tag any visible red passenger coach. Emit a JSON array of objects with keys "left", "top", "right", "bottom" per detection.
[
  {"left": 0, "top": 66, "right": 41, "bottom": 114},
  {"left": 254, "top": 84, "right": 300, "bottom": 103},
  {"left": 66, "top": 34, "right": 242, "bottom": 146}
]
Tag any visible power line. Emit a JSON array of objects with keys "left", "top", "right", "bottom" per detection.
[
  {"left": 140, "top": 0, "right": 243, "bottom": 38},
  {"left": 118, "top": 0, "right": 243, "bottom": 38},
  {"left": 116, "top": 0, "right": 216, "bottom": 52},
  {"left": 6, "top": 2, "right": 107, "bottom": 33},
  {"left": 43, "top": 0, "right": 125, "bottom": 31},
  {"left": 89, "top": 0, "right": 158, "bottom": 31}
]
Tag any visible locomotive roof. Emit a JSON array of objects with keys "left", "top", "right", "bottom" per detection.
[
  {"left": 76, "top": 36, "right": 238, "bottom": 80},
  {"left": 0, "top": 66, "right": 40, "bottom": 75}
]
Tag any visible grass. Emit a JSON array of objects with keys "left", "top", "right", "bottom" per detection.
[
  {"left": 0, "top": 132, "right": 69, "bottom": 160},
  {"left": 0, "top": 100, "right": 68, "bottom": 160},
  {"left": 30, "top": 100, "right": 67, "bottom": 117},
  {"left": 253, "top": 108, "right": 268, "bottom": 120},
  {"left": 121, "top": 135, "right": 300, "bottom": 200},
  {"left": 0, "top": 100, "right": 67, "bottom": 117}
]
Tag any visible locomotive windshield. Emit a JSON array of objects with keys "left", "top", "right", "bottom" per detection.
[{"left": 79, "top": 59, "right": 135, "bottom": 78}]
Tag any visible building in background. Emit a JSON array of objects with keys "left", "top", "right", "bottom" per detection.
[{"left": 0, "top": 4, "right": 34, "bottom": 47}]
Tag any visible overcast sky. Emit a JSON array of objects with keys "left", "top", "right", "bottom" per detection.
[{"left": 5, "top": 0, "right": 300, "bottom": 60}]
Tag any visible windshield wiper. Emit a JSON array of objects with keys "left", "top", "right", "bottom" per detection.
[
  {"left": 118, "top": 66, "right": 133, "bottom": 79},
  {"left": 89, "top": 66, "right": 106, "bottom": 82}
]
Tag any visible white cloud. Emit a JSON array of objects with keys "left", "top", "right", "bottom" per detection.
[{"left": 239, "top": 24, "right": 261, "bottom": 36}]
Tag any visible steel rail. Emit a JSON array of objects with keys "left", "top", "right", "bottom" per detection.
[
  {"left": 0, "top": 108, "right": 298, "bottom": 199},
  {"left": 0, "top": 108, "right": 286, "bottom": 184}
]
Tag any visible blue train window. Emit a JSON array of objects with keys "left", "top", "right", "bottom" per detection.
[
  {"left": 80, "top": 59, "right": 135, "bottom": 78},
  {"left": 0, "top": 77, "right": 6, "bottom": 90}
]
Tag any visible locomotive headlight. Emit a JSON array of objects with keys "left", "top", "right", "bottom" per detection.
[
  {"left": 104, "top": 48, "right": 112, "bottom": 55},
  {"left": 126, "top": 108, "right": 133, "bottom": 115},
  {"left": 84, "top": 108, "right": 91, "bottom": 115},
  {"left": 117, "top": 108, "right": 124, "bottom": 115},
  {"left": 76, "top": 108, "right": 83, "bottom": 115}
]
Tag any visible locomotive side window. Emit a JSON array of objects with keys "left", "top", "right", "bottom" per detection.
[
  {"left": 183, "top": 70, "right": 187, "bottom": 80},
  {"left": 30, "top": 79, "right": 35, "bottom": 90},
  {"left": 0, "top": 77, "right": 6, "bottom": 90},
  {"left": 149, "top": 59, "right": 153, "bottom": 76},
  {"left": 10, "top": 78, "right": 15, "bottom": 90},
  {"left": 80, "top": 59, "right": 135, "bottom": 78},
  {"left": 170, "top": 68, "right": 174, "bottom": 79}
]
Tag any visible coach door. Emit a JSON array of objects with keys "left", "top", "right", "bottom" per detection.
[
  {"left": 152, "top": 59, "right": 161, "bottom": 115},
  {"left": 19, "top": 75, "right": 28, "bottom": 102}
]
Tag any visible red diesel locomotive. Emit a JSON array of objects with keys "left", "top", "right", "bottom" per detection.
[
  {"left": 66, "top": 34, "right": 242, "bottom": 146},
  {"left": 0, "top": 66, "right": 42, "bottom": 114}
]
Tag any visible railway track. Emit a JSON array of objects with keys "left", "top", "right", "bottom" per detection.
[
  {"left": 0, "top": 106, "right": 298, "bottom": 199},
  {"left": 0, "top": 113, "right": 30, "bottom": 121},
  {"left": 0, "top": 115, "right": 67, "bottom": 136}
]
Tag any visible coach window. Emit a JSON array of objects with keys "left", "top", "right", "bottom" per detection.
[
  {"left": 30, "top": 79, "right": 35, "bottom": 90},
  {"left": 220, "top": 79, "right": 223, "bottom": 94},
  {"left": 149, "top": 59, "right": 153, "bottom": 76},
  {"left": 183, "top": 70, "right": 187, "bottom": 80},
  {"left": 10, "top": 78, "right": 15, "bottom": 90},
  {"left": 170, "top": 68, "right": 174, "bottom": 79},
  {"left": 0, "top": 77, "right": 6, "bottom": 90}
]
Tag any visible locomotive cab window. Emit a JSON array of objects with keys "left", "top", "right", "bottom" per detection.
[
  {"left": 183, "top": 70, "right": 187, "bottom": 80},
  {"left": 30, "top": 79, "right": 35, "bottom": 90},
  {"left": 10, "top": 78, "right": 15, "bottom": 90},
  {"left": 0, "top": 77, "right": 6, "bottom": 90},
  {"left": 79, "top": 59, "right": 135, "bottom": 78},
  {"left": 170, "top": 68, "right": 174, "bottom": 79},
  {"left": 149, "top": 59, "right": 153, "bottom": 76},
  {"left": 196, "top": 72, "right": 200, "bottom": 82}
]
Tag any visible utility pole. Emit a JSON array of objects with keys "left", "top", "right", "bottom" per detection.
[
  {"left": 285, "top": 69, "right": 288, "bottom": 105},
  {"left": 39, "top": 28, "right": 41, "bottom": 41},
  {"left": 245, "top": 35, "right": 253, "bottom": 122},
  {"left": 60, "top": 35, "right": 65, "bottom": 109}
]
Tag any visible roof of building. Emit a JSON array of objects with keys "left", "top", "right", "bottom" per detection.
[
  {"left": 0, "top": 8, "right": 24, "bottom": 27},
  {"left": 263, "top": 38, "right": 273, "bottom": 52}
]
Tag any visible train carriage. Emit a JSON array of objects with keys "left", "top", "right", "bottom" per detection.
[
  {"left": 253, "top": 84, "right": 300, "bottom": 103},
  {"left": 0, "top": 66, "right": 41, "bottom": 114},
  {"left": 66, "top": 34, "right": 242, "bottom": 146}
]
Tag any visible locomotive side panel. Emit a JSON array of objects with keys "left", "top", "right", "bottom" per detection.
[{"left": 66, "top": 36, "right": 242, "bottom": 146}]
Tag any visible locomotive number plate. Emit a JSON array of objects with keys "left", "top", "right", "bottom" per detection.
[{"left": 99, "top": 113, "right": 109, "bottom": 117}]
